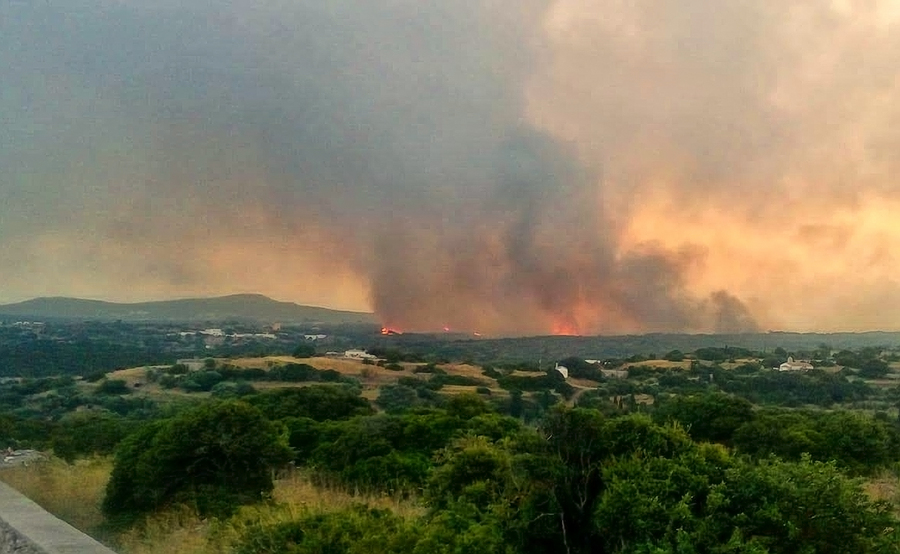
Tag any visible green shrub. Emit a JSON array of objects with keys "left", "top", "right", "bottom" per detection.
[
  {"left": 234, "top": 506, "right": 418, "bottom": 554},
  {"left": 102, "top": 400, "right": 292, "bottom": 524},
  {"left": 96, "top": 379, "right": 131, "bottom": 396}
]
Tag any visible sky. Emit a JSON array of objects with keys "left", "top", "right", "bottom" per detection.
[{"left": 3, "top": 0, "right": 900, "bottom": 335}]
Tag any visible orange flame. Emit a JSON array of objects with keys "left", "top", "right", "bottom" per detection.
[
  {"left": 551, "top": 318, "right": 580, "bottom": 336},
  {"left": 381, "top": 327, "right": 403, "bottom": 335}
]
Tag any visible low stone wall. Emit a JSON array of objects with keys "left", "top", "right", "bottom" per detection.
[{"left": 0, "top": 480, "right": 116, "bottom": 554}]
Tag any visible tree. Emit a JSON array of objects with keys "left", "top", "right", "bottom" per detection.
[
  {"left": 292, "top": 342, "right": 317, "bottom": 358},
  {"left": 51, "top": 411, "right": 135, "bottom": 463},
  {"left": 210, "top": 381, "right": 257, "bottom": 399},
  {"left": 858, "top": 358, "right": 889, "bottom": 379},
  {"left": 719, "top": 456, "right": 899, "bottom": 553},
  {"left": 663, "top": 350, "right": 685, "bottom": 362},
  {"left": 96, "top": 379, "right": 132, "bottom": 395},
  {"left": 103, "top": 400, "right": 292, "bottom": 523},
  {"left": 733, "top": 409, "right": 896, "bottom": 474},
  {"left": 376, "top": 384, "right": 420, "bottom": 414},
  {"left": 181, "top": 370, "right": 223, "bottom": 392},
  {"left": 246, "top": 385, "right": 372, "bottom": 421},
  {"left": 655, "top": 392, "right": 754, "bottom": 445}
]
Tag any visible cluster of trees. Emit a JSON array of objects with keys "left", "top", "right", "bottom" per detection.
[
  {"left": 0, "top": 375, "right": 159, "bottom": 428},
  {"left": 152, "top": 362, "right": 356, "bottom": 392},
  {"left": 230, "top": 404, "right": 900, "bottom": 553},
  {"left": 0, "top": 335, "right": 159, "bottom": 377},
  {"left": 594, "top": 362, "right": 875, "bottom": 408},
  {"left": 89, "top": 383, "right": 900, "bottom": 552},
  {"left": 654, "top": 392, "right": 900, "bottom": 474}
]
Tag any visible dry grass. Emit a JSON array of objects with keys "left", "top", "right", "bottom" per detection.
[
  {"left": 107, "top": 356, "right": 500, "bottom": 400},
  {"left": 273, "top": 469, "right": 424, "bottom": 518},
  {"left": 440, "top": 384, "right": 482, "bottom": 395},
  {"left": 117, "top": 468, "right": 422, "bottom": 554},
  {"left": 866, "top": 471, "right": 900, "bottom": 513},
  {"left": 116, "top": 506, "right": 214, "bottom": 554},
  {"left": 230, "top": 356, "right": 370, "bottom": 375},
  {"left": 436, "top": 363, "right": 484, "bottom": 378},
  {"left": 568, "top": 378, "right": 601, "bottom": 388},
  {"left": 0, "top": 456, "right": 111, "bottom": 532},
  {"left": 0, "top": 457, "right": 420, "bottom": 554}
]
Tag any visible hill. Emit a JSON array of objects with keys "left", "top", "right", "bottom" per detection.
[{"left": 0, "top": 294, "right": 377, "bottom": 324}]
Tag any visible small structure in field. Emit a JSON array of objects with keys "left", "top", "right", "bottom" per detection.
[
  {"left": 554, "top": 363, "right": 569, "bottom": 379},
  {"left": 778, "top": 356, "right": 813, "bottom": 372},
  {"left": 344, "top": 349, "right": 378, "bottom": 360}
]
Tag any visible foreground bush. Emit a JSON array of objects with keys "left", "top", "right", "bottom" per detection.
[
  {"left": 103, "top": 400, "right": 292, "bottom": 524},
  {"left": 234, "top": 506, "right": 419, "bottom": 554}
]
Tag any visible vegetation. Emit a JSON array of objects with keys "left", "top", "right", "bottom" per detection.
[
  {"left": 102, "top": 401, "right": 292, "bottom": 523},
  {"left": 2, "top": 329, "right": 900, "bottom": 552}
]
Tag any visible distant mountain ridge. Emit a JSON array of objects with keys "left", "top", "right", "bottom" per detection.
[{"left": 0, "top": 294, "right": 377, "bottom": 324}]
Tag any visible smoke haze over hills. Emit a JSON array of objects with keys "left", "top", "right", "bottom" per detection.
[{"left": 3, "top": 1, "right": 900, "bottom": 334}]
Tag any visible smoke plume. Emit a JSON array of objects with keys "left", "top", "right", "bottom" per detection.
[{"left": 3, "top": 1, "right": 900, "bottom": 333}]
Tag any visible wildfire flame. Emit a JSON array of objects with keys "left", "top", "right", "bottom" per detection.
[
  {"left": 551, "top": 318, "right": 581, "bottom": 336},
  {"left": 380, "top": 327, "right": 403, "bottom": 335}
]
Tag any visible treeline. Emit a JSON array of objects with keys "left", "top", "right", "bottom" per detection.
[
  {"left": 653, "top": 391, "right": 900, "bottom": 474},
  {"left": 583, "top": 363, "right": 876, "bottom": 408},
  {"left": 89, "top": 387, "right": 900, "bottom": 553},
  {"left": 150, "top": 362, "right": 357, "bottom": 393},
  {"left": 0, "top": 338, "right": 163, "bottom": 378}
]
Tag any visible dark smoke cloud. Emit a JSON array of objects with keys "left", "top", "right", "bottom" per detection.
[{"left": 6, "top": 0, "right": 898, "bottom": 333}]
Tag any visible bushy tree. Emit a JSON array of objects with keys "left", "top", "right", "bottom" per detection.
[
  {"left": 717, "top": 456, "right": 898, "bottom": 553},
  {"left": 103, "top": 400, "right": 292, "bottom": 523},
  {"left": 210, "top": 380, "right": 256, "bottom": 399},
  {"left": 376, "top": 384, "right": 420, "bottom": 414},
  {"left": 51, "top": 411, "right": 135, "bottom": 463},
  {"left": 655, "top": 392, "right": 754, "bottom": 445},
  {"left": 859, "top": 358, "right": 890, "bottom": 378},
  {"left": 181, "top": 370, "right": 223, "bottom": 392},
  {"left": 246, "top": 385, "right": 372, "bottom": 421},
  {"left": 733, "top": 409, "right": 897, "bottom": 474},
  {"left": 292, "top": 342, "right": 317, "bottom": 358},
  {"left": 663, "top": 350, "right": 685, "bottom": 362},
  {"left": 96, "top": 379, "right": 131, "bottom": 395}
]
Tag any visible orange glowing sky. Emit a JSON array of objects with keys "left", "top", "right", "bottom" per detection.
[{"left": 4, "top": 1, "right": 900, "bottom": 334}]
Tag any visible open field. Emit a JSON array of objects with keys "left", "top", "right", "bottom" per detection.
[{"left": 104, "top": 356, "right": 502, "bottom": 403}]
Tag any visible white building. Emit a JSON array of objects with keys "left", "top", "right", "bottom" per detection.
[
  {"left": 554, "top": 363, "right": 569, "bottom": 379},
  {"left": 778, "top": 356, "right": 814, "bottom": 372},
  {"left": 344, "top": 349, "right": 378, "bottom": 360}
]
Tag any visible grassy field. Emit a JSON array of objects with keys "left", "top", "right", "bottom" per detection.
[
  {"left": 0, "top": 457, "right": 421, "bottom": 554},
  {"left": 0, "top": 457, "right": 110, "bottom": 533}
]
